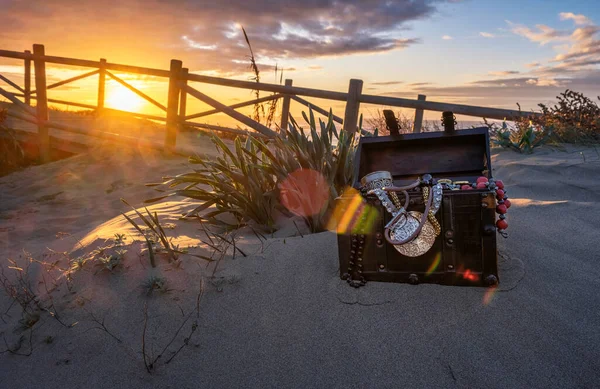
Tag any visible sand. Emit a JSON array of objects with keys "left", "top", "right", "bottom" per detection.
[{"left": 0, "top": 141, "right": 599, "bottom": 389}]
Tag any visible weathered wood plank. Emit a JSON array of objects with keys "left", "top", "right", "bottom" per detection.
[
  {"left": 183, "top": 121, "right": 269, "bottom": 138},
  {"left": 13, "top": 93, "right": 97, "bottom": 110},
  {"left": 361, "top": 94, "right": 540, "bottom": 120},
  {"left": 185, "top": 85, "right": 277, "bottom": 138},
  {"left": 33, "top": 44, "right": 50, "bottom": 162},
  {"left": 30, "top": 69, "right": 99, "bottom": 94},
  {"left": 24, "top": 50, "right": 31, "bottom": 105},
  {"left": 106, "top": 70, "right": 167, "bottom": 111},
  {"left": 19, "top": 53, "right": 172, "bottom": 78},
  {"left": 185, "top": 94, "right": 282, "bottom": 121},
  {"left": 178, "top": 67, "right": 189, "bottom": 122},
  {"left": 165, "top": 59, "right": 182, "bottom": 149},
  {"left": 291, "top": 95, "right": 343, "bottom": 124},
  {"left": 279, "top": 79, "right": 293, "bottom": 131},
  {"left": 103, "top": 107, "right": 166, "bottom": 121},
  {"left": 0, "top": 88, "right": 37, "bottom": 116},
  {"left": 342, "top": 79, "right": 363, "bottom": 133},
  {"left": 186, "top": 73, "right": 348, "bottom": 102},
  {"left": 0, "top": 50, "right": 30, "bottom": 60},
  {"left": 0, "top": 74, "right": 25, "bottom": 93},
  {"left": 97, "top": 59, "right": 106, "bottom": 114}
]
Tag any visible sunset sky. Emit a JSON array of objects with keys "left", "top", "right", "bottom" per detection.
[{"left": 1, "top": 0, "right": 599, "bottom": 128}]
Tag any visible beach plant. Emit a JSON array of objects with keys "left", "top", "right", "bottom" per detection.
[
  {"left": 0, "top": 254, "right": 76, "bottom": 337},
  {"left": 113, "top": 233, "right": 127, "bottom": 246},
  {"left": 70, "top": 256, "right": 89, "bottom": 271},
  {"left": 121, "top": 199, "right": 214, "bottom": 266},
  {"left": 142, "top": 277, "right": 204, "bottom": 374},
  {"left": 141, "top": 275, "right": 169, "bottom": 296},
  {"left": 489, "top": 119, "right": 553, "bottom": 154},
  {"left": 95, "top": 254, "right": 122, "bottom": 273},
  {"left": 121, "top": 199, "right": 178, "bottom": 267},
  {"left": 241, "top": 25, "right": 283, "bottom": 129},
  {"left": 145, "top": 108, "right": 361, "bottom": 233}
]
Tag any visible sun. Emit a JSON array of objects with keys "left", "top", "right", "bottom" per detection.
[{"left": 106, "top": 86, "right": 143, "bottom": 112}]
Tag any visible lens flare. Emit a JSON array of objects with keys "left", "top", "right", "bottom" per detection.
[
  {"left": 326, "top": 187, "right": 378, "bottom": 235},
  {"left": 483, "top": 286, "right": 498, "bottom": 305},
  {"left": 426, "top": 252, "right": 442, "bottom": 276},
  {"left": 279, "top": 169, "right": 330, "bottom": 217},
  {"left": 462, "top": 269, "right": 480, "bottom": 282}
]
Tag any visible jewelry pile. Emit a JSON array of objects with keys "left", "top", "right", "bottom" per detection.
[
  {"left": 361, "top": 173, "right": 510, "bottom": 256},
  {"left": 361, "top": 172, "right": 442, "bottom": 257}
]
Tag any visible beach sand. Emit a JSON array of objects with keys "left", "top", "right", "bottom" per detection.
[{"left": 0, "top": 142, "right": 599, "bottom": 388}]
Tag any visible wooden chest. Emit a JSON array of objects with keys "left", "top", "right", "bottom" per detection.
[{"left": 336, "top": 127, "right": 500, "bottom": 287}]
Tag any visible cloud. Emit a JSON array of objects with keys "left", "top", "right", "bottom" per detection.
[
  {"left": 559, "top": 12, "right": 592, "bottom": 26},
  {"left": 549, "top": 26, "right": 600, "bottom": 63},
  {"left": 181, "top": 36, "right": 217, "bottom": 51},
  {"left": 480, "top": 32, "right": 495, "bottom": 38},
  {"left": 488, "top": 70, "right": 520, "bottom": 76},
  {"left": 0, "top": 0, "right": 457, "bottom": 77},
  {"left": 372, "top": 81, "right": 404, "bottom": 86},
  {"left": 442, "top": 35, "right": 453, "bottom": 40},
  {"left": 505, "top": 13, "right": 600, "bottom": 93},
  {"left": 383, "top": 72, "right": 600, "bottom": 111},
  {"left": 508, "top": 21, "right": 570, "bottom": 45},
  {"left": 408, "top": 82, "right": 433, "bottom": 86},
  {"left": 307, "top": 65, "right": 323, "bottom": 70}
]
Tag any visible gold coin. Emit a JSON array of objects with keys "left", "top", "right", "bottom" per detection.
[{"left": 393, "top": 211, "right": 437, "bottom": 257}]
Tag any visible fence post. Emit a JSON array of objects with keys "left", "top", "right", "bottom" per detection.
[
  {"left": 413, "top": 94, "right": 426, "bottom": 133},
  {"left": 165, "top": 59, "right": 183, "bottom": 150},
  {"left": 178, "top": 67, "right": 188, "bottom": 127},
  {"left": 342, "top": 79, "right": 363, "bottom": 134},
  {"left": 24, "top": 50, "right": 31, "bottom": 106},
  {"left": 97, "top": 58, "right": 106, "bottom": 116},
  {"left": 32, "top": 44, "right": 49, "bottom": 162},
  {"left": 279, "top": 79, "right": 293, "bottom": 132}
]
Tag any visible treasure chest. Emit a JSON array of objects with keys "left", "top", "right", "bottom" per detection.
[{"left": 336, "top": 124, "right": 509, "bottom": 287}]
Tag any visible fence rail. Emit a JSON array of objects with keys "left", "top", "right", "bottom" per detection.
[{"left": 0, "top": 44, "right": 541, "bottom": 161}]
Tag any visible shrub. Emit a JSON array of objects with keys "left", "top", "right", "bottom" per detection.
[
  {"left": 536, "top": 89, "right": 600, "bottom": 143},
  {"left": 146, "top": 109, "right": 362, "bottom": 233}
]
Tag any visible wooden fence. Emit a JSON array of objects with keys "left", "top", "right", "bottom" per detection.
[{"left": 0, "top": 44, "right": 539, "bottom": 162}]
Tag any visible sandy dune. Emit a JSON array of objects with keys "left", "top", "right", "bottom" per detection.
[{"left": 0, "top": 142, "right": 599, "bottom": 388}]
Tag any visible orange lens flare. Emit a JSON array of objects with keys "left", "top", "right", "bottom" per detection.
[
  {"left": 326, "top": 187, "right": 378, "bottom": 235},
  {"left": 279, "top": 169, "right": 330, "bottom": 217}
]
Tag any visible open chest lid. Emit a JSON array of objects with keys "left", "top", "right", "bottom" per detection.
[{"left": 353, "top": 127, "right": 492, "bottom": 188}]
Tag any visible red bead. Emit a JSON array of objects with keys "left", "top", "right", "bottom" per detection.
[
  {"left": 476, "top": 182, "right": 487, "bottom": 189},
  {"left": 477, "top": 177, "right": 488, "bottom": 184},
  {"left": 504, "top": 199, "right": 511, "bottom": 209},
  {"left": 495, "top": 180, "right": 504, "bottom": 189},
  {"left": 496, "top": 189, "right": 505, "bottom": 199},
  {"left": 461, "top": 185, "right": 473, "bottom": 190},
  {"left": 496, "top": 204, "right": 507, "bottom": 214},
  {"left": 496, "top": 219, "right": 508, "bottom": 229}
]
